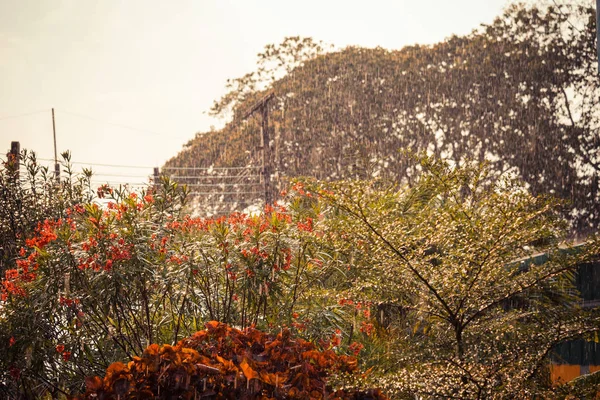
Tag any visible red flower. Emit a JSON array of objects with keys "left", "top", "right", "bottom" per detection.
[
  {"left": 297, "top": 217, "right": 314, "bottom": 232},
  {"left": 339, "top": 298, "right": 354, "bottom": 306},
  {"left": 59, "top": 296, "right": 74, "bottom": 306},
  {"left": 360, "top": 322, "right": 374, "bottom": 336},
  {"left": 56, "top": 344, "right": 65, "bottom": 353},
  {"left": 348, "top": 341, "right": 364, "bottom": 355},
  {"left": 62, "top": 351, "right": 71, "bottom": 362},
  {"left": 9, "top": 337, "right": 16, "bottom": 347},
  {"left": 9, "top": 366, "right": 20, "bottom": 380},
  {"left": 331, "top": 330, "right": 342, "bottom": 347}
]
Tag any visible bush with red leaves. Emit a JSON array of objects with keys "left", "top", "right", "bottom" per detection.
[{"left": 71, "top": 321, "right": 388, "bottom": 400}]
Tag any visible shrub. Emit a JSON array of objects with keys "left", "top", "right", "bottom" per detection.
[
  {"left": 0, "top": 177, "right": 334, "bottom": 397},
  {"left": 72, "top": 321, "right": 389, "bottom": 399}
]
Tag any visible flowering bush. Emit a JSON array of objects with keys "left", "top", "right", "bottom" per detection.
[
  {"left": 0, "top": 150, "right": 93, "bottom": 276},
  {"left": 0, "top": 176, "right": 339, "bottom": 397},
  {"left": 73, "top": 321, "right": 388, "bottom": 399}
]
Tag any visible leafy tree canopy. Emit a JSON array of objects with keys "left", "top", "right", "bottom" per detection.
[{"left": 164, "top": 2, "right": 599, "bottom": 234}]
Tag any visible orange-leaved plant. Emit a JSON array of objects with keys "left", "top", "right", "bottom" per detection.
[{"left": 72, "top": 321, "right": 388, "bottom": 400}]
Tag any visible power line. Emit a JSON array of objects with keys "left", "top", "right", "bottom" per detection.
[
  {"left": 0, "top": 110, "right": 48, "bottom": 122},
  {"left": 93, "top": 172, "right": 152, "bottom": 178},
  {"left": 91, "top": 181, "right": 150, "bottom": 186},
  {"left": 166, "top": 174, "right": 262, "bottom": 180},
  {"left": 38, "top": 158, "right": 155, "bottom": 169},
  {"left": 58, "top": 109, "right": 171, "bottom": 138},
  {"left": 162, "top": 165, "right": 262, "bottom": 171},
  {"left": 188, "top": 191, "right": 263, "bottom": 196},
  {"left": 37, "top": 157, "right": 262, "bottom": 173},
  {"left": 183, "top": 182, "right": 261, "bottom": 187}
]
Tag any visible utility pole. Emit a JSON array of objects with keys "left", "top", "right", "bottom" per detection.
[
  {"left": 242, "top": 92, "right": 275, "bottom": 206},
  {"left": 153, "top": 167, "right": 160, "bottom": 190},
  {"left": 8, "top": 141, "right": 20, "bottom": 181},
  {"left": 52, "top": 108, "right": 60, "bottom": 181},
  {"left": 597, "top": 0, "right": 599, "bottom": 73}
]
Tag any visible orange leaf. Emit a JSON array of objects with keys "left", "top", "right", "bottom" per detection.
[
  {"left": 240, "top": 358, "right": 259, "bottom": 380},
  {"left": 259, "top": 371, "right": 288, "bottom": 387},
  {"left": 106, "top": 362, "right": 127, "bottom": 376},
  {"left": 205, "top": 321, "right": 219, "bottom": 330},
  {"left": 215, "top": 355, "right": 236, "bottom": 371},
  {"left": 144, "top": 343, "right": 160, "bottom": 357},
  {"left": 181, "top": 347, "right": 201, "bottom": 363},
  {"left": 85, "top": 376, "right": 103, "bottom": 392}
]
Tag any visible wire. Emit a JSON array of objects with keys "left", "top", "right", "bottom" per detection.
[
  {"left": 0, "top": 110, "right": 48, "bottom": 122},
  {"left": 37, "top": 157, "right": 263, "bottom": 173},
  {"left": 58, "top": 109, "right": 170, "bottom": 137},
  {"left": 91, "top": 180, "right": 150, "bottom": 186},
  {"left": 550, "top": 0, "right": 582, "bottom": 33},
  {"left": 188, "top": 191, "right": 262, "bottom": 196},
  {"left": 93, "top": 173, "right": 152, "bottom": 178},
  {"left": 169, "top": 175, "right": 261, "bottom": 180},
  {"left": 38, "top": 158, "right": 154, "bottom": 169},
  {"left": 162, "top": 166, "right": 262, "bottom": 171},
  {"left": 183, "top": 182, "right": 261, "bottom": 187},
  {"left": 167, "top": 175, "right": 262, "bottom": 180}
]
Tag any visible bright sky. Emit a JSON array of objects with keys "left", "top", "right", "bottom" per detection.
[{"left": 0, "top": 0, "right": 508, "bottom": 186}]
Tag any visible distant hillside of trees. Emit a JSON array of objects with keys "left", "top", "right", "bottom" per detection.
[{"left": 163, "top": 2, "right": 599, "bottom": 234}]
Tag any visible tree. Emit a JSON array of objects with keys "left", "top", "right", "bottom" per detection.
[
  {"left": 306, "top": 156, "right": 600, "bottom": 398},
  {"left": 166, "top": 3, "right": 599, "bottom": 233}
]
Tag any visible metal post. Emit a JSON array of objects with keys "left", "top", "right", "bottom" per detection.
[
  {"left": 242, "top": 92, "right": 275, "bottom": 206},
  {"left": 153, "top": 167, "right": 160, "bottom": 189},
  {"left": 597, "top": 0, "right": 600, "bottom": 73},
  {"left": 261, "top": 106, "right": 272, "bottom": 206},
  {"left": 52, "top": 108, "right": 60, "bottom": 181},
  {"left": 9, "top": 141, "right": 20, "bottom": 181}
]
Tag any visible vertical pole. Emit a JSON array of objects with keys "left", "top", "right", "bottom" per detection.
[
  {"left": 9, "top": 141, "right": 20, "bottom": 181},
  {"left": 261, "top": 106, "right": 272, "bottom": 206},
  {"left": 242, "top": 92, "right": 275, "bottom": 207},
  {"left": 153, "top": 167, "right": 160, "bottom": 190},
  {"left": 52, "top": 108, "right": 60, "bottom": 181},
  {"left": 596, "top": 0, "right": 600, "bottom": 74}
]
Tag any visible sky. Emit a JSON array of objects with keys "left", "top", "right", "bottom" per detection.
[{"left": 0, "top": 0, "right": 509, "bottom": 186}]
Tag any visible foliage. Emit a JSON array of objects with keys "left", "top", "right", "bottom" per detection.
[
  {"left": 165, "top": 3, "right": 599, "bottom": 233},
  {"left": 0, "top": 177, "right": 336, "bottom": 397},
  {"left": 0, "top": 149, "right": 94, "bottom": 276},
  {"left": 302, "top": 156, "right": 600, "bottom": 399},
  {"left": 2, "top": 148, "right": 599, "bottom": 399},
  {"left": 72, "top": 321, "right": 388, "bottom": 399},
  {"left": 209, "top": 36, "right": 330, "bottom": 119}
]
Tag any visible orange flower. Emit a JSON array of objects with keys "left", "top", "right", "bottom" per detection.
[
  {"left": 348, "top": 341, "right": 364, "bottom": 355},
  {"left": 360, "top": 322, "right": 374, "bottom": 336}
]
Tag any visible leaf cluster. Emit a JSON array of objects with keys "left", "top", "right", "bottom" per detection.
[{"left": 72, "top": 321, "right": 388, "bottom": 400}]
